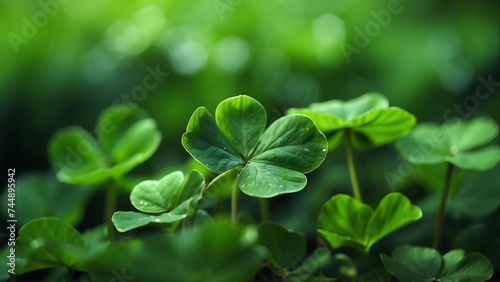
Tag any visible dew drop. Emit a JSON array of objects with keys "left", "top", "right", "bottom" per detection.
[
  {"left": 139, "top": 201, "right": 144, "bottom": 205},
  {"left": 154, "top": 219, "right": 160, "bottom": 222},
  {"left": 322, "top": 149, "right": 327, "bottom": 152}
]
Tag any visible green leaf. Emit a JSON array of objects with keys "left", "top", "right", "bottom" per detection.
[
  {"left": 366, "top": 193, "right": 424, "bottom": 247},
  {"left": 87, "top": 218, "right": 266, "bottom": 282},
  {"left": 444, "top": 117, "right": 499, "bottom": 152},
  {"left": 114, "top": 170, "right": 204, "bottom": 232},
  {"left": 440, "top": 250, "right": 494, "bottom": 281},
  {"left": 381, "top": 246, "right": 441, "bottom": 282},
  {"left": 396, "top": 117, "right": 500, "bottom": 171},
  {"left": 250, "top": 115, "right": 328, "bottom": 173},
  {"left": 130, "top": 171, "right": 184, "bottom": 213},
  {"left": 287, "top": 93, "right": 416, "bottom": 150},
  {"left": 15, "top": 218, "right": 85, "bottom": 275},
  {"left": 239, "top": 162, "right": 306, "bottom": 197},
  {"left": 216, "top": 95, "right": 267, "bottom": 157},
  {"left": 49, "top": 126, "right": 110, "bottom": 184},
  {"left": 381, "top": 246, "right": 493, "bottom": 282},
  {"left": 318, "top": 193, "right": 422, "bottom": 251},
  {"left": 0, "top": 172, "right": 92, "bottom": 226},
  {"left": 182, "top": 95, "right": 327, "bottom": 198},
  {"left": 182, "top": 107, "right": 244, "bottom": 173},
  {"left": 449, "top": 166, "right": 500, "bottom": 217},
  {"left": 49, "top": 104, "right": 161, "bottom": 185},
  {"left": 257, "top": 222, "right": 306, "bottom": 270},
  {"left": 112, "top": 208, "right": 189, "bottom": 232},
  {"left": 317, "top": 194, "right": 372, "bottom": 250}
]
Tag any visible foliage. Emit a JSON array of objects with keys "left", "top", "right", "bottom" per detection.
[
  {"left": 86, "top": 218, "right": 265, "bottom": 282},
  {"left": 7, "top": 94, "right": 498, "bottom": 281},
  {"left": 396, "top": 117, "right": 500, "bottom": 170},
  {"left": 288, "top": 93, "right": 416, "bottom": 150},
  {"left": 182, "top": 95, "right": 328, "bottom": 198},
  {"left": 112, "top": 170, "right": 204, "bottom": 232},
  {"left": 381, "top": 245, "right": 494, "bottom": 282},
  {"left": 317, "top": 192, "right": 422, "bottom": 252},
  {"left": 49, "top": 104, "right": 161, "bottom": 185}
]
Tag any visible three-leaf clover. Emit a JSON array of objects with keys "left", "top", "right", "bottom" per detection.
[
  {"left": 396, "top": 117, "right": 500, "bottom": 170},
  {"left": 49, "top": 104, "right": 162, "bottom": 185},
  {"left": 381, "top": 245, "right": 494, "bottom": 282},
  {"left": 112, "top": 170, "right": 204, "bottom": 232},
  {"left": 182, "top": 95, "right": 328, "bottom": 198},
  {"left": 317, "top": 192, "right": 422, "bottom": 252},
  {"left": 287, "top": 92, "right": 416, "bottom": 150}
]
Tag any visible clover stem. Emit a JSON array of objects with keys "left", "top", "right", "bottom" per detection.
[
  {"left": 203, "top": 169, "right": 234, "bottom": 196},
  {"left": 231, "top": 174, "right": 240, "bottom": 223},
  {"left": 433, "top": 162, "right": 453, "bottom": 250},
  {"left": 67, "top": 266, "right": 75, "bottom": 282},
  {"left": 259, "top": 198, "right": 271, "bottom": 221},
  {"left": 364, "top": 250, "right": 382, "bottom": 282},
  {"left": 345, "top": 128, "right": 362, "bottom": 202},
  {"left": 105, "top": 181, "right": 118, "bottom": 242}
]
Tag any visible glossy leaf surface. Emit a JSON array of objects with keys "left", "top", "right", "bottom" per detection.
[
  {"left": 182, "top": 95, "right": 327, "bottom": 198},
  {"left": 112, "top": 170, "right": 204, "bottom": 232}
]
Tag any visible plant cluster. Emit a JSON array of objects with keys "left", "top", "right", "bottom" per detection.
[{"left": 2, "top": 94, "right": 499, "bottom": 281}]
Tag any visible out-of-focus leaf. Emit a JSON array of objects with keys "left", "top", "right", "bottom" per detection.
[
  {"left": 49, "top": 104, "right": 161, "bottom": 185},
  {"left": 0, "top": 172, "right": 92, "bottom": 226},
  {"left": 396, "top": 117, "right": 500, "bottom": 170},
  {"left": 257, "top": 222, "right": 306, "bottom": 270},
  {"left": 288, "top": 93, "right": 416, "bottom": 150},
  {"left": 87, "top": 218, "right": 266, "bottom": 282},
  {"left": 381, "top": 245, "right": 494, "bottom": 282}
]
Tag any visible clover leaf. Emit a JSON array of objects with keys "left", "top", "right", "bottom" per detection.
[
  {"left": 182, "top": 95, "right": 327, "bottom": 198},
  {"left": 112, "top": 170, "right": 205, "bottom": 232},
  {"left": 287, "top": 92, "right": 416, "bottom": 150},
  {"left": 317, "top": 192, "right": 422, "bottom": 252},
  {"left": 49, "top": 104, "right": 161, "bottom": 185},
  {"left": 257, "top": 222, "right": 306, "bottom": 271},
  {"left": 381, "top": 245, "right": 494, "bottom": 282},
  {"left": 395, "top": 117, "right": 500, "bottom": 170}
]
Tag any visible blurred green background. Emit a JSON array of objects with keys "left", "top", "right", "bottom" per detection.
[{"left": 1, "top": 0, "right": 500, "bottom": 277}]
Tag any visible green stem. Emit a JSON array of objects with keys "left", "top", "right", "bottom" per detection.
[
  {"left": 259, "top": 198, "right": 271, "bottom": 222},
  {"left": 192, "top": 169, "right": 235, "bottom": 225},
  {"left": 105, "top": 181, "right": 118, "bottom": 242},
  {"left": 66, "top": 266, "right": 73, "bottom": 282},
  {"left": 231, "top": 174, "right": 240, "bottom": 223},
  {"left": 364, "top": 250, "right": 382, "bottom": 282},
  {"left": 203, "top": 169, "right": 234, "bottom": 196},
  {"left": 433, "top": 162, "right": 453, "bottom": 250},
  {"left": 345, "top": 129, "right": 362, "bottom": 202}
]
